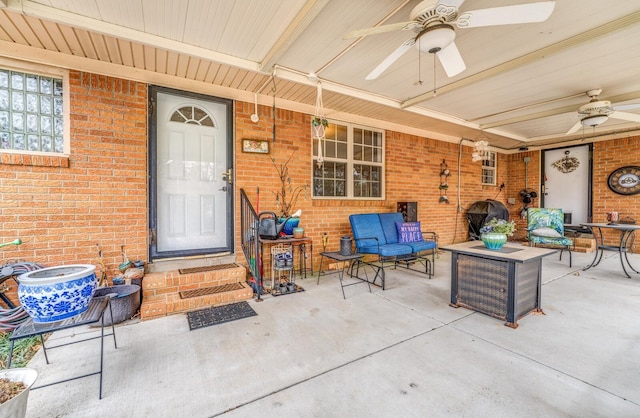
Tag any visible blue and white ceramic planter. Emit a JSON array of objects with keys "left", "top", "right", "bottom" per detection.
[
  {"left": 481, "top": 233, "right": 508, "bottom": 250},
  {"left": 18, "top": 264, "right": 97, "bottom": 323}
]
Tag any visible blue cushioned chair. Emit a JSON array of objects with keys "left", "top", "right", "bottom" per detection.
[
  {"left": 527, "top": 208, "right": 573, "bottom": 266},
  {"left": 349, "top": 212, "right": 437, "bottom": 289}
]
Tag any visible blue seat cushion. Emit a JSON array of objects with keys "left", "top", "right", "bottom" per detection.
[
  {"left": 359, "top": 244, "right": 413, "bottom": 257},
  {"left": 378, "top": 212, "right": 404, "bottom": 244},
  {"left": 349, "top": 214, "right": 388, "bottom": 248},
  {"left": 403, "top": 240, "right": 437, "bottom": 253},
  {"left": 530, "top": 236, "right": 573, "bottom": 246}
]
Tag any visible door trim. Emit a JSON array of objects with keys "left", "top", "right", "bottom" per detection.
[{"left": 148, "top": 85, "right": 234, "bottom": 260}]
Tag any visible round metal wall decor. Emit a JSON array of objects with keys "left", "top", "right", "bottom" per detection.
[{"left": 607, "top": 166, "right": 640, "bottom": 195}]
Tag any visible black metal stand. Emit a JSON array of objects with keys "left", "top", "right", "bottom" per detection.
[
  {"left": 318, "top": 252, "right": 375, "bottom": 299},
  {"left": 7, "top": 297, "right": 117, "bottom": 399}
]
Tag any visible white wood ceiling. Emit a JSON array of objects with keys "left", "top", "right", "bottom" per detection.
[{"left": 1, "top": 0, "right": 639, "bottom": 150}]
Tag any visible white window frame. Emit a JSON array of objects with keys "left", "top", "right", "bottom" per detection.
[
  {"left": 481, "top": 151, "right": 497, "bottom": 185},
  {"left": 312, "top": 119, "right": 385, "bottom": 200},
  {"left": 0, "top": 57, "right": 70, "bottom": 156}
]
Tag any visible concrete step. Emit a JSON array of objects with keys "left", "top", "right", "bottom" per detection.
[{"left": 139, "top": 263, "right": 253, "bottom": 320}]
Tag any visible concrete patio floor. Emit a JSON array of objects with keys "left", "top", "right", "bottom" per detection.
[{"left": 23, "top": 249, "right": 640, "bottom": 417}]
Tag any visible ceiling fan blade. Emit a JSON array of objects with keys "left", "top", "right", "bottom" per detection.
[
  {"left": 456, "top": 1, "right": 556, "bottom": 29},
  {"left": 435, "top": 0, "right": 466, "bottom": 16},
  {"left": 609, "top": 111, "right": 640, "bottom": 123},
  {"left": 613, "top": 103, "right": 640, "bottom": 111},
  {"left": 344, "top": 21, "right": 421, "bottom": 39},
  {"left": 566, "top": 120, "right": 584, "bottom": 135},
  {"left": 436, "top": 41, "right": 466, "bottom": 77},
  {"left": 365, "top": 38, "right": 415, "bottom": 80},
  {"left": 436, "top": 0, "right": 466, "bottom": 9}
]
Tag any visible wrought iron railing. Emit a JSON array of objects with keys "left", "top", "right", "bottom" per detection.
[{"left": 240, "top": 188, "right": 262, "bottom": 299}]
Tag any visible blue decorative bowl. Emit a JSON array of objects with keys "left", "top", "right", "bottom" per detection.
[
  {"left": 481, "top": 233, "right": 507, "bottom": 250},
  {"left": 18, "top": 265, "right": 97, "bottom": 323}
]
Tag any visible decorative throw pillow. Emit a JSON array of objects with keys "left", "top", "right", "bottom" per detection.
[
  {"left": 395, "top": 221, "right": 424, "bottom": 243},
  {"left": 531, "top": 227, "right": 561, "bottom": 238}
]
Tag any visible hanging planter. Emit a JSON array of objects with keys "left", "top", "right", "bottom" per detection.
[
  {"left": 312, "top": 116, "right": 328, "bottom": 139},
  {"left": 312, "top": 82, "right": 327, "bottom": 167}
]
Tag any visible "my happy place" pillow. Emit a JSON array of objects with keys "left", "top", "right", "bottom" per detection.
[{"left": 395, "top": 221, "right": 424, "bottom": 243}]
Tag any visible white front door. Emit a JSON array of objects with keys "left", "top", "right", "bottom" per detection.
[
  {"left": 151, "top": 89, "right": 233, "bottom": 257},
  {"left": 542, "top": 144, "right": 591, "bottom": 225}
]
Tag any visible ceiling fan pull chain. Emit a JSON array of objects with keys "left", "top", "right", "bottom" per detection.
[{"left": 433, "top": 54, "right": 437, "bottom": 97}]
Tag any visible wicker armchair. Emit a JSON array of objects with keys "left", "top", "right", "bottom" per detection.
[{"left": 527, "top": 208, "right": 573, "bottom": 267}]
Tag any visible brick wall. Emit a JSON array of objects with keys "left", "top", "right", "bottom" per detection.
[
  {"left": 0, "top": 71, "right": 148, "bottom": 304},
  {"left": 505, "top": 150, "right": 541, "bottom": 241},
  {"left": 234, "top": 102, "right": 509, "bottom": 267},
  {"left": 3, "top": 69, "right": 637, "bottom": 307},
  {"left": 592, "top": 137, "right": 640, "bottom": 249}
]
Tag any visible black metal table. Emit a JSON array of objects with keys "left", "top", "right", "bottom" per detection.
[
  {"left": 317, "top": 252, "right": 375, "bottom": 299},
  {"left": 580, "top": 223, "right": 640, "bottom": 278},
  {"left": 8, "top": 297, "right": 117, "bottom": 399}
]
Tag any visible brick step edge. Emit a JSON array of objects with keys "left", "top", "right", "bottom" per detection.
[
  {"left": 142, "top": 266, "right": 248, "bottom": 297},
  {"left": 140, "top": 281, "right": 254, "bottom": 320}
]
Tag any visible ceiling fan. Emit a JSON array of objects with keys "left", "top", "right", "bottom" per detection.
[
  {"left": 345, "top": 0, "right": 556, "bottom": 80},
  {"left": 566, "top": 89, "right": 640, "bottom": 135}
]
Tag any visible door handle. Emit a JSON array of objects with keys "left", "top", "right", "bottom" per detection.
[
  {"left": 219, "top": 186, "right": 227, "bottom": 192},
  {"left": 222, "top": 169, "right": 233, "bottom": 184}
]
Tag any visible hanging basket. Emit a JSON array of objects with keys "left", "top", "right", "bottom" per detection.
[{"left": 312, "top": 117, "right": 327, "bottom": 139}]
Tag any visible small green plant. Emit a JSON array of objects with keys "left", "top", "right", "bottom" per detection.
[
  {"left": 311, "top": 116, "right": 328, "bottom": 127},
  {"left": 480, "top": 218, "right": 516, "bottom": 236},
  {"left": 0, "top": 333, "right": 42, "bottom": 368}
]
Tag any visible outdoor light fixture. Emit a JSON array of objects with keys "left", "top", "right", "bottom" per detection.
[
  {"left": 416, "top": 24, "right": 455, "bottom": 54},
  {"left": 581, "top": 114, "right": 608, "bottom": 127}
]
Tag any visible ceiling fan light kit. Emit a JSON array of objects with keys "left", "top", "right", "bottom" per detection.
[
  {"left": 416, "top": 24, "right": 455, "bottom": 53},
  {"left": 581, "top": 114, "right": 608, "bottom": 127}
]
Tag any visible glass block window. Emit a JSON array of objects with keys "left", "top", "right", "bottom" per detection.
[
  {"left": 0, "top": 69, "right": 64, "bottom": 153},
  {"left": 481, "top": 151, "right": 497, "bottom": 185},
  {"left": 313, "top": 120, "right": 384, "bottom": 199}
]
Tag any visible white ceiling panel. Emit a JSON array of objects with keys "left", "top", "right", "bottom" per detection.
[{"left": 2, "top": 0, "right": 640, "bottom": 149}]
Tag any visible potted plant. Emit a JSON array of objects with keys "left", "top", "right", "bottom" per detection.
[
  {"left": 479, "top": 218, "right": 516, "bottom": 250},
  {"left": 0, "top": 368, "right": 38, "bottom": 418},
  {"left": 311, "top": 116, "right": 328, "bottom": 139},
  {"left": 270, "top": 153, "right": 308, "bottom": 235}
]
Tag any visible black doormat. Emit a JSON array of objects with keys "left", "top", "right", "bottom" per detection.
[{"left": 186, "top": 301, "right": 257, "bottom": 331}]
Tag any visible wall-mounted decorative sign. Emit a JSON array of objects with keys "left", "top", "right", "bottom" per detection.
[
  {"left": 552, "top": 150, "right": 580, "bottom": 173},
  {"left": 242, "top": 139, "right": 269, "bottom": 154},
  {"left": 607, "top": 166, "right": 640, "bottom": 195}
]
